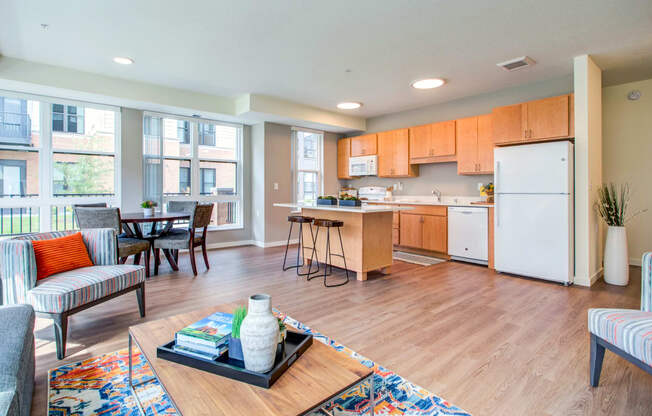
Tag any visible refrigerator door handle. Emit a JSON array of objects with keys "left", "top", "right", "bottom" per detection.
[{"left": 495, "top": 160, "right": 500, "bottom": 228}]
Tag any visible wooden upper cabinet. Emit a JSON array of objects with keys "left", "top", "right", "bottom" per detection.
[
  {"left": 527, "top": 95, "right": 570, "bottom": 140},
  {"left": 350, "top": 134, "right": 377, "bottom": 156},
  {"left": 377, "top": 129, "right": 418, "bottom": 177},
  {"left": 456, "top": 116, "right": 478, "bottom": 174},
  {"left": 477, "top": 114, "right": 494, "bottom": 173},
  {"left": 492, "top": 103, "right": 525, "bottom": 144},
  {"left": 408, "top": 120, "right": 456, "bottom": 163},
  {"left": 337, "top": 138, "right": 352, "bottom": 179},
  {"left": 492, "top": 94, "right": 574, "bottom": 145},
  {"left": 456, "top": 114, "right": 494, "bottom": 175}
]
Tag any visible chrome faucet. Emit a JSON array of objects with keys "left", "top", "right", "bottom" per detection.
[{"left": 431, "top": 187, "right": 442, "bottom": 202}]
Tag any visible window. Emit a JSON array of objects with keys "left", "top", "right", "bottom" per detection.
[
  {"left": 292, "top": 129, "right": 323, "bottom": 204},
  {"left": 52, "top": 104, "right": 85, "bottom": 134},
  {"left": 0, "top": 91, "right": 119, "bottom": 236},
  {"left": 143, "top": 114, "right": 243, "bottom": 229}
]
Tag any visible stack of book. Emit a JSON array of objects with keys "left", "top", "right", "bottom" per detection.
[{"left": 173, "top": 312, "right": 232, "bottom": 360}]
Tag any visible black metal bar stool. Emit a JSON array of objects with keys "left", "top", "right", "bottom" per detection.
[
  {"left": 308, "top": 219, "right": 349, "bottom": 287},
  {"left": 282, "top": 215, "right": 320, "bottom": 276}
]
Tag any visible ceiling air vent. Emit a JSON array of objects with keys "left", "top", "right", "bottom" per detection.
[{"left": 496, "top": 56, "right": 536, "bottom": 72}]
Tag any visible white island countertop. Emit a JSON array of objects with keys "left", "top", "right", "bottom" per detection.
[{"left": 273, "top": 203, "right": 413, "bottom": 213}]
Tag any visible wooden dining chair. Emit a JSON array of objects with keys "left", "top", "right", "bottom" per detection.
[{"left": 153, "top": 204, "right": 213, "bottom": 276}]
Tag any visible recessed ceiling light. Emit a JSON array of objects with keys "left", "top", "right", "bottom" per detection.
[
  {"left": 411, "top": 78, "right": 446, "bottom": 89},
  {"left": 337, "top": 102, "right": 362, "bottom": 110},
  {"left": 113, "top": 56, "right": 134, "bottom": 65}
]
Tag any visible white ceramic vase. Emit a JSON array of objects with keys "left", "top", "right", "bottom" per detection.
[
  {"left": 603, "top": 226, "right": 629, "bottom": 286},
  {"left": 143, "top": 207, "right": 155, "bottom": 216},
  {"left": 240, "top": 294, "right": 279, "bottom": 373}
]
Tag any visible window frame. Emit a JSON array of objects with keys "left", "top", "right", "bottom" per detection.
[
  {"left": 143, "top": 111, "right": 244, "bottom": 231},
  {"left": 291, "top": 127, "right": 324, "bottom": 204},
  {"left": 0, "top": 89, "right": 121, "bottom": 235}
]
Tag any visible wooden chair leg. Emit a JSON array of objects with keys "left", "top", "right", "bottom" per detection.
[
  {"left": 154, "top": 248, "right": 160, "bottom": 275},
  {"left": 173, "top": 249, "right": 179, "bottom": 263},
  {"left": 119, "top": 257, "right": 128, "bottom": 264},
  {"left": 53, "top": 313, "right": 68, "bottom": 360},
  {"left": 189, "top": 243, "right": 198, "bottom": 276},
  {"left": 136, "top": 283, "right": 146, "bottom": 318},
  {"left": 590, "top": 333, "right": 606, "bottom": 387},
  {"left": 143, "top": 249, "right": 150, "bottom": 278},
  {"left": 201, "top": 240, "right": 210, "bottom": 270},
  {"left": 133, "top": 252, "right": 141, "bottom": 265}
]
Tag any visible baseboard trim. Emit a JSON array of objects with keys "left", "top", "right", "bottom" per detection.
[
  {"left": 574, "top": 267, "right": 603, "bottom": 287},
  {"left": 252, "top": 239, "right": 298, "bottom": 248},
  {"left": 206, "top": 240, "right": 255, "bottom": 250},
  {"left": 629, "top": 257, "right": 642, "bottom": 267},
  {"left": 590, "top": 267, "right": 603, "bottom": 285}
]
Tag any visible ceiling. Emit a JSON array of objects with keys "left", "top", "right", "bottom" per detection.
[{"left": 1, "top": 0, "right": 651, "bottom": 119}]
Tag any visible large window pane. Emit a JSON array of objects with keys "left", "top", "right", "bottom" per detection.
[
  {"left": 296, "top": 171, "right": 318, "bottom": 204},
  {"left": 199, "top": 161, "right": 236, "bottom": 195},
  {"left": 0, "top": 97, "right": 39, "bottom": 147},
  {"left": 143, "top": 116, "right": 161, "bottom": 156},
  {"left": 53, "top": 153, "right": 115, "bottom": 196},
  {"left": 163, "top": 118, "right": 191, "bottom": 158},
  {"left": 0, "top": 150, "right": 39, "bottom": 197},
  {"left": 52, "top": 106, "right": 114, "bottom": 152},
  {"left": 163, "top": 159, "right": 191, "bottom": 196},
  {"left": 198, "top": 124, "right": 237, "bottom": 160},
  {"left": 211, "top": 201, "right": 238, "bottom": 227},
  {"left": 0, "top": 206, "right": 39, "bottom": 236}
]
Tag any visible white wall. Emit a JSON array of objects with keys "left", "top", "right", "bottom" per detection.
[
  {"left": 342, "top": 76, "right": 574, "bottom": 196},
  {"left": 573, "top": 55, "right": 603, "bottom": 286},
  {"left": 602, "top": 78, "right": 652, "bottom": 265}
]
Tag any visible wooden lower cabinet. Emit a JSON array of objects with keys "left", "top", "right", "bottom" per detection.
[{"left": 398, "top": 209, "right": 447, "bottom": 254}]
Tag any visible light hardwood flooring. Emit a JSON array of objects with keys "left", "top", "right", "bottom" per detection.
[{"left": 33, "top": 245, "right": 652, "bottom": 415}]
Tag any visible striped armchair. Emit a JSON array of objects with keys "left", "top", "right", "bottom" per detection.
[
  {"left": 588, "top": 252, "right": 652, "bottom": 386},
  {"left": 0, "top": 229, "right": 146, "bottom": 359}
]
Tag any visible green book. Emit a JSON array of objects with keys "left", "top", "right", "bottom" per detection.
[{"left": 175, "top": 312, "right": 233, "bottom": 348}]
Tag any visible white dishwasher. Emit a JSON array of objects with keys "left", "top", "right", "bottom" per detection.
[{"left": 447, "top": 206, "right": 488, "bottom": 264}]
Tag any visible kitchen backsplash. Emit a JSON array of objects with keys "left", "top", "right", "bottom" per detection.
[{"left": 340, "top": 162, "right": 493, "bottom": 196}]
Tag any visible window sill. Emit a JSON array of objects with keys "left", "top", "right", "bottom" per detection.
[{"left": 207, "top": 224, "right": 243, "bottom": 232}]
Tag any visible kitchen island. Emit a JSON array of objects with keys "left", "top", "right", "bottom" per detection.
[{"left": 274, "top": 203, "right": 412, "bottom": 281}]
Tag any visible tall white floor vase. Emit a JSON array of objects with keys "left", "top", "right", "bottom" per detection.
[
  {"left": 240, "top": 294, "right": 279, "bottom": 373},
  {"left": 603, "top": 226, "right": 629, "bottom": 286}
]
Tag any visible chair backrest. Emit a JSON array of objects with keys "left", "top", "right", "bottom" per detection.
[
  {"left": 168, "top": 201, "right": 198, "bottom": 213},
  {"left": 190, "top": 204, "right": 214, "bottom": 229},
  {"left": 73, "top": 203, "right": 108, "bottom": 208},
  {"left": 74, "top": 207, "right": 122, "bottom": 233}
]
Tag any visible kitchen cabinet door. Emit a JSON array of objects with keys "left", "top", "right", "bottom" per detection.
[
  {"left": 526, "top": 95, "right": 570, "bottom": 140},
  {"left": 456, "top": 116, "right": 478, "bottom": 174},
  {"left": 399, "top": 213, "right": 422, "bottom": 248},
  {"left": 337, "top": 138, "right": 352, "bottom": 179},
  {"left": 409, "top": 121, "right": 456, "bottom": 163},
  {"left": 408, "top": 124, "right": 432, "bottom": 159},
  {"left": 422, "top": 215, "right": 447, "bottom": 253},
  {"left": 350, "top": 134, "right": 377, "bottom": 156},
  {"left": 430, "top": 120, "right": 456, "bottom": 157},
  {"left": 477, "top": 114, "right": 494, "bottom": 173},
  {"left": 492, "top": 103, "right": 525, "bottom": 144},
  {"left": 378, "top": 129, "right": 418, "bottom": 177}
]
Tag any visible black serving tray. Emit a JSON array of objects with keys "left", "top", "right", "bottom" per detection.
[{"left": 157, "top": 330, "right": 313, "bottom": 388}]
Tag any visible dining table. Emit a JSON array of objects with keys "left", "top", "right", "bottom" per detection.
[{"left": 120, "top": 211, "right": 191, "bottom": 275}]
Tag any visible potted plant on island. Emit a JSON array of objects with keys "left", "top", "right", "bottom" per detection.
[
  {"left": 228, "top": 306, "right": 246, "bottom": 362},
  {"left": 596, "top": 183, "right": 647, "bottom": 286},
  {"left": 339, "top": 195, "right": 361, "bottom": 207},
  {"left": 317, "top": 195, "right": 338, "bottom": 206},
  {"left": 141, "top": 200, "right": 157, "bottom": 216}
]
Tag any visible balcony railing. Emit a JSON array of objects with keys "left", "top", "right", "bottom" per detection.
[
  {"left": 0, "top": 112, "right": 32, "bottom": 144},
  {"left": 0, "top": 207, "right": 39, "bottom": 236}
]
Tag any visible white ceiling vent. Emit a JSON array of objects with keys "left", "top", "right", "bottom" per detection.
[{"left": 496, "top": 56, "right": 536, "bottom": 72}]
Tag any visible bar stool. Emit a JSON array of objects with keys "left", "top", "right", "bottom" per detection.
[
  {"left": 308, "top": 219, "right": 349, "bottom": 287},
  {"left": 282, "top": 215, "right": 320, "bottom": 276}
]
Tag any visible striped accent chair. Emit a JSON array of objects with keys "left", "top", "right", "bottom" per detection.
[
  {"left": 0, "top": 229, "right": 146, "bottom": 359},
  {"left": 588, "top": 252, "right": 652, "bottom": 386}
]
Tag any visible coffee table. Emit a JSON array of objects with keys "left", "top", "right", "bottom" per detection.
[{"left": 128, "top": 304, "right": 375, "bottom": 415}]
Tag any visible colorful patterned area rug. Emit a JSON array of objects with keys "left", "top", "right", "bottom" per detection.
[{"left": 49, "top": 312, "right": 470, "bottom": 416}]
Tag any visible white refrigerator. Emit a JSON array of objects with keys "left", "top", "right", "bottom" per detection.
[{"left": 494, "top": 141, "right": 574, "bottom": 284}]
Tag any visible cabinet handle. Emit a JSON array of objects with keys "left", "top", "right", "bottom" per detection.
[{"left": 529, "top": 129, "right": 533, "bottom": 138}]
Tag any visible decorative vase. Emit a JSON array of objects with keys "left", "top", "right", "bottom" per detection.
[
  {"left": 240, "top": 294, "right": 279, "bottom": 373},
  {"left": 228, "top": 335, "right": 244, "bottom": 362},
  {"left": 143, "top": 207, "right": 154, "bottom": 216},
  {"left": 604, "top": 226, "right": 629, "bottom": 286}
]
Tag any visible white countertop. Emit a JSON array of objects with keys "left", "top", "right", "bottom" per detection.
[
  {"left": 363, "top": 195, "right": 493, "bottom": 208},
  {"left": 273, "top": 203, "right": 413, "bottom": 213}
]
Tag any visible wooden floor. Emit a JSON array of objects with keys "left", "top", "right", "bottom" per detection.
[{"left": 33, "top": 245, "right": 652, "bottom": 415}]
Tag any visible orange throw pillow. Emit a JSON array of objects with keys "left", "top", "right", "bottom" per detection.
[{"left": 32, "top": 232, "right": 94, "bottom": 280}]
